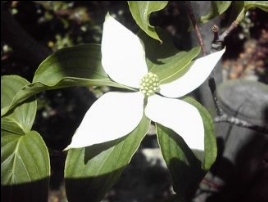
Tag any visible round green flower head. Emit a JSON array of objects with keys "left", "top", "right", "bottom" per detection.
[{"left": 140, "top": 72, "right": 160, "bottom": 96}]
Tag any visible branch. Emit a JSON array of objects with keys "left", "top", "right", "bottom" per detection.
[
  {"left": 209, "top": 25, "right": 268, "bottom": 134},
  {"left": 210, "top": 21, "right": 238, "bottom": 52},
  {"left": 210, "top": 84, "right": 268, "bottom": 135},
  {"left": 185, "top": 1, "right": 207, "bottom": 55},
  {"left": 185, "top": 8, "right": 268, "bottom": 134},
  {"left": 214, "top": 114, "right": 268, "bottom": 134},
  {"left": 208, "top": 77, "right": 224, "bottom": 116},
  {"left": 219, "top": 21, "right": 239, "bottom": 42}
]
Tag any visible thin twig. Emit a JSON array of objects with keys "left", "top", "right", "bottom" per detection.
[
  {"left": 209, "top": 23, "right": 268, "bottom": 134},
  {"left": 185, "top": 9, "right": 268, "bottom": 134},
  {"left": 214, "top": 114, "right": 268, "bottom": 134},
  {"left": 219, "top": 21, "right": 238, "bottom": 42},
  {"left": 185, "top": 1, "right": 207, "bottom": 55},
  {"left": 208, "top": 77, "right": 224, "bottom": 116}
]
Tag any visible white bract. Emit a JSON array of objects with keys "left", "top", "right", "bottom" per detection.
[{"left": 66, "top": 14, "right": 225, "bottom": 151}]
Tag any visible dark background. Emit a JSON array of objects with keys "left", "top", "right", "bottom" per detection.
[{"left": 1, "top": 2, "right": 267, "bottom": 202}]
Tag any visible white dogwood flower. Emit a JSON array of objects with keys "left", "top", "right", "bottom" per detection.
[{"left": 66, "top": 14, "right": 225, "bottom": 151}]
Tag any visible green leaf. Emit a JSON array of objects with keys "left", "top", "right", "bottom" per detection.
[
  {"left": 152, "top": 47, "right": 200, "bottom": 84},
  {"left": 156, "top": 124, "right": 205, "bottom": 200},
  {"left": 1, "top": 130, "right": 50, "bottom": 202},
  {"left": 139, "top": 29, "right": 201, "bottom": 84},
  {"left": 1, "top": 76, "right": 37, "bottom": 134},
  {"left": 1, "top": 44, "right": 132, "bottom": 117},
  {"left": 64, "top": 115, "right": 150, "bottom": 202},
  {"left": 1, "top": 82, "right": 47, "bottom": 117},
  {"left": 231, "top": 1, "right": 245, "bottom": 23},
  {"left": 33, "top": 44, "right": 132, "bottom": 90},
  {"left": 1, "top": 76, "right": 49, "bottom": 201},
  {"left": 128, "top": 1, "right": 168, "bottom": 42},
  {"left": 1, "top": 75, "right": 28, "bottom": 110},
  {"left": 232, "top": 1, "right": 268, "bottom": 23},
  {"left": 236, "top": 1, "right": 268, "bottom": 22},
  {"left": 182, "top": 97, "right": 217, "bottom": 170},
  {"left": 244, "top": 1, "right": 268, "bottom": 12},
  {"left": 156, "top": 97, "right": 217, "bottom": 200},
  {"left": 1, "top": 130, "right": 50, "bottom": 184},
  {"left": 34, "top": 44, "right": 106, "bottom": 85},
  {"left": 199, "top": 1, "right": 232, "bottom": 23}
]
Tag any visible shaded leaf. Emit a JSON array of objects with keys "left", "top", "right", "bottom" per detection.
[
  {"left": 236, "top": 1, "right": 268, "bottom": 22},
  {"left": 182, "top": 97, "right": 217, "bottom": 170},
  {"left": 156, "top": 97, "right": 217, "bottom": 199},
  {"left": 1, "top": 178, "right": 49, "bottom": 202},
  {"left": 245, "top": 1, "right": 268, "bottom": 12},
  {"left": 199, "top": 1, "right": 232, "bottom": 23},
  {"left": 128, "top": 1, "right": 168, "bottom": 42},
  {"left": 65, "top": 115, "right": 150, "bottom": 202},
  {"left": 229, "top": 1, "right": 268, "bottom": 23},
  {"left": 156, "top": 124, "right": 205, "bottom": 200}
]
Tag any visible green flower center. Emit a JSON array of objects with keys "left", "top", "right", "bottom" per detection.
[{"left": 140, "top": 72, "right": 160, "bottom": 96}]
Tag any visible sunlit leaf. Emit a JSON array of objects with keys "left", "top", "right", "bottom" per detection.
[
  {"left": 245, "top": 1, "right": 268, "bottom": 12},
  {"left": 128, "top": 1, "right": 168, "bottom": 42},
  {"left": 139, "top": 29, "right": 201, "bottom": 84},
  {"left": 1, "top": 44, "right": 132, "bottom": 117},
  {"left": 1, "top": 76, "right": 37, "bottom": 134},
  {"left": 65, "top": 115, "right": 150, "bottom": 202},
  {"left": 33, "top": 44, "right": 131, "bottom": 90},
  {"left": 1, "top": 130, "right": 50, "bottom": 202},
  {"left": 153, "top": 47, "right": 200, "bottom": 84},
  {"left": 34, "top": 44, "right": 105, "bottom": 85},
  {"left": 1, "top": 130, "right": 50, "bottom": 185},
  {"left": 1, "top": 75, "right": 28, "bottom": 110}
]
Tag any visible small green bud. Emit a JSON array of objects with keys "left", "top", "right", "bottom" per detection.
[{"left": 140, "top": 72, "right": 160, "bottom": 96}]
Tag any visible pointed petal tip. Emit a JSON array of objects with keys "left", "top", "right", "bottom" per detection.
[
  {"left": 105, "top": 12, "right": 110, "bottom": 19},
  {"left": 63, "top": 147, "right": 69, "bottom": 151},
  {"left": 160, "top": 48, "right": 226, "bottom": 98},
  {"left": 63, "top": 145, "right": 72, "bottom": 151},
  {"left": 66, "top": 92, "right": 144, "bottom": 149},
  {"left": 102, "top": 12, "right": 148, "bottom": 88},
  {"left": 104, "top": 12, "right": 114, "bottom": 21}
]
